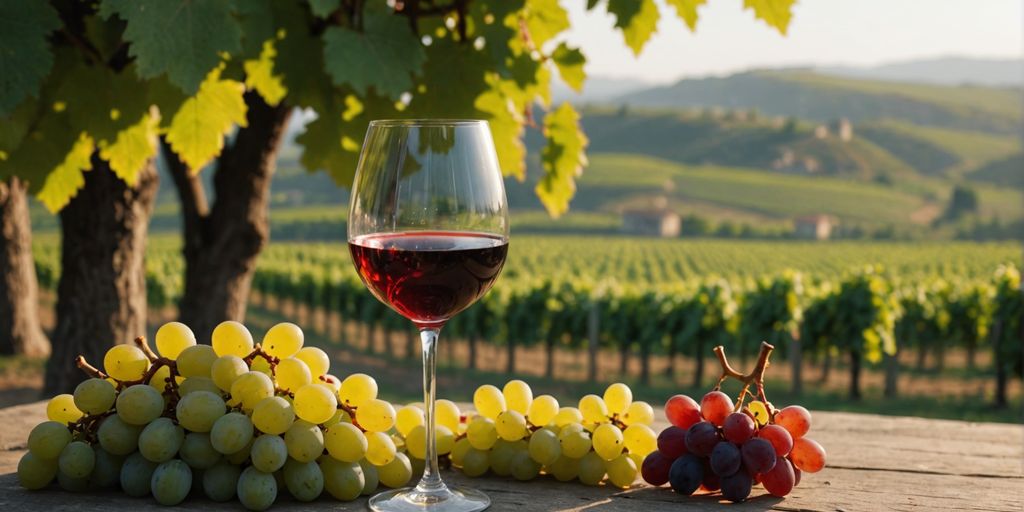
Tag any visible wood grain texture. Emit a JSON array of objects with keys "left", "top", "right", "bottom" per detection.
[{"left": 0, "top": 402, "right": 1020, "bottom": 511}]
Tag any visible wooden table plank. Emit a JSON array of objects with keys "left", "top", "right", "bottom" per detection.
[{"left": 0, "top": 402, "right": 1021, "bottom": 511}]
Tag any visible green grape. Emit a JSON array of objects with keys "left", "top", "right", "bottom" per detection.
[
  {"left": 578, "top": 394, "right": 609, "bottom": 424},
  {"left": 511, "top": 449, "right": 541, "bottom": 481},
  {"left": 395, "top": 405, "right": 425, "bottom": 437},
  {"left": 327, "top": 408, "right": 351, "bottom": 426},
  {"left": 57, "top": 469, "right": 89, "bottom": 492},
  {"left": 176, "top": 390, "right": 226, "bottom": 432},
  {"left": 364, "top": 431, "right": 396, "bottom": 466},
  {"left": 230, "top": 371, "right": 275, "bottom": 410},
  {"left": 139, "top": 417, "right": 185, "bottom": 462},
  {"left": 88, "top": 445, "right": 123, "bottom": 489},
  {"left": 578, "top": 451, "right": 607, "bottom": 485},
  {"left": 461, "top": 448, "right": 489, "bottom": 477},
  {"left": 263, "top": 322, "right": 304, "bottom": 359},
  {"left": 293, "top": 384, "right": 337, "bottom": 424},
  {"left": 252, "top": 396, "right": 295, "bottom": 435},
  {"left": 251, "top": 357, "right": 273, "bottom": 377},
  {"left": 73, "top": 378, "right": 117, "bottom": 415},
  {"left": 211, "top": 412, "right": 255, "bottom": 455},
  {"left": 283, "top": 458, "right": 323, "bottom": 501},
  {"left": 155, "top": 321, "right": 196, "bottom": 359},
  {"left": 251, "top": 435, "right": 288, "bottom": 472},
  {"left": 119, "top": 452, "right": 157, "bottom": 497},
  {"left": 622, "top": 424, "right": 657, "bottom": 456},
  {"left": 57, "top": 440, "right": 93, "bottom": 479},
  {"left": 325, "top": 422, "right": 367, "bottom": 462},
  {"left": 547, "top": 455, "right": 579, "bottom": 482},
  {"left": 435, "top": 399, "right": 461, "bottom": 432},
  {"left": 376, "top": 452, "right": 412, "bottom": 488},
  {"left": 97, "top": 415, "right": 142, "bottom": 455},
  {"left": 496, "top": 410, "right": 528, "bottom": 441},
  {"left": 627, "top": 451, "right": 645, "bottom": 469},
  {"left": 622, "top": 401, "right": 655, "bottom": 426},
  {"left": 203, "top": 460, "right": 241, "bottom": 502},
  {"left": 46, "top": 394, "right": 83, "bottom": 425},
  {"left": 558, "top": 423, "right": 592, "bottom": 459},
  {"left": 237, "top": 466, "right": 277, "bottom": 511},
  {"left": 115, "top": 384, "right": 164, "bottom": 425},
  {"left": 451, "top": 437, "right": 472, "bottom": 467},
  {"left": 404, "top": 424, "right": 454, "bottom": 459},
  {"left": 358, "top": 398, "right": 396, "bottom": 432},
  {"left": 527, "top": 394, "right": 559, "bottom": 426},
  {"left": 179, "top": 376, "right": 221, "bottom": 396},
  {"left": 176, "top": 344, "right": 218, "bottom": 378},
  {"left": 554, "top": 406, "right": 583, "bottom": 427},
  {"left": 605, "top": 454, "right": 638, "bottom": 488},
  {"left": 503, "top": 380, "right": 533, "bottom": 415},
  {"left": 473, "top": 384, "right": 506, "bottom": 420},
  {"left": 212, "top": 320, "right": 255, "bottom": 358},
  {"left": 603, "top": 383, "right": 633, "bottom": 415},
  {"left": 226, "top": 438, "right": 255, "bottom": 465},
  {"left": 338, "top": 373, "right": 377, "bottom": 407},
  {"left": 180, "top": 432, "right": 221, "bottom": 469},
  {"left": 320, "top": 458, "right": 364, "bottom": 501},
  {"left": 467, "top": 415, "right": 498, "bottom": 450},
  {"left": 528, "top": 427, "right": 561, "bottom": 465},
  {"left": 28, "top": 421, "right": 71, "bottom": 459},
  {"left": 103, "top": 344, "right": 150, "bottom": 381},
  {"left": 17, "top": 451, "right": 57, "bottom": 490},
  {"left": 151, "top": 459, "right": 192, "bottom": 506},
  {"left": 296, "top": 346, "right": 330, "bottom": 378},
  {"left": 358, "top": 459, "right": 379, "bottom": 495},
  {"left": 488, "top": 439, "right": 523, "bottom": 476},
  {"left": 275, "top": 357, "right": 312, "bottom": 392},
  {"left": 593, "top": 423, "right": 624, "bottom": 461},
  {"left": 285, "top": 419, "right": 325, "bottom": 463},
  {"left": 211, "top": 355, "right": 248, "bottom": 391},
  {"left": 148, "top": 365, "right": 174, "bottom": 391}
]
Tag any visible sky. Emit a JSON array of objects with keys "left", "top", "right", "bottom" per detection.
[{"left": 563, "top": 0, "right": 1024, "bottom": 84}]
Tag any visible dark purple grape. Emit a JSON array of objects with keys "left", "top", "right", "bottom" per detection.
[
  {"left": 657, "top": 426, "right": 689, "bottom": 459},
  {"left": 762, "top": 456, "right": 796, "bottom": 497},
  {"left": 668, "top": 454, "right": 704, "bottom": 496},
  {"left": 722, "top": 412, "right": 755, "bottom": 444},
  {"left": 721, "top": 470, "right": 753, "bottom": 503},
  {"left": 700, "top": 466, "right": 721, "bottom": 492},
  {"left": 709, "top": 442, "right": 741, "bottom": 476},
  {"left": 741, "top": 437, "right": 777, "bottom": 474},
  {"left": 641, "top": 451, "right": 672, "bottom": 486},
  {"left": 793, "top": 463, "right": 802, "bottom": 486},
  {"left": 684, "top": 421, "right": 720, "bottom": 457}
]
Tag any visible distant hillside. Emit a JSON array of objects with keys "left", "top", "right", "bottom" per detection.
[
  {"left": 818, "top": 57, "right": 1023, "bottom": 87},
  {"left": 551, "top": 76, "right": 653, "bottom": 104},
  {"left": 969, "top": 153, "right": 1024, "bottom": 189}
]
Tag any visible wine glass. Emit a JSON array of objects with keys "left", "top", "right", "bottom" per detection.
[{"left": 348, "top": 119, "right": 509, "bottom": 512}]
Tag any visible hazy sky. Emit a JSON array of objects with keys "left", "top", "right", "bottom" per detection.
[{"left": 563, "top": 0, "right": 1023, "bottom": 84}]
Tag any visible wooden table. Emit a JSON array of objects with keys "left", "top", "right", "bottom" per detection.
[{"left": 0, "top": 401, "right": 1020, "bottom": 511}]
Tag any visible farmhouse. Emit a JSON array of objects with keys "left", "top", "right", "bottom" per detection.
[
  {"left": 621, "top": 208, "right": 681, "bottom": 237},
  {"left": 793, "top": 215, "right": 836, "bottom": 240}
]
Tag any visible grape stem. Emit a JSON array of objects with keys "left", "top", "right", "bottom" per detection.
[
  {"left": 75, "top": 356, "right": 108, "bottom": 380},
  {"left": 713, "top": 341, "right": 774, "bottom": 413}
]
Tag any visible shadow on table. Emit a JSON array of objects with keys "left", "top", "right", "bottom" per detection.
[{"left": 592, "top": 486, "right": 787, "bottom": 510}]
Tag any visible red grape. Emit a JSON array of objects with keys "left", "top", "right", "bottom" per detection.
[
  {"left": 700, "top": 391, "right": 733, "bottom": 426},
  {"left": 740, "top": 438, "right": 777, "bottom": 474},
  {"left": 793, "top": 464, "right": 802, "bottom": 486},
  {"left": 761, "top": 456, "right": 796, "bottom": 497},
  {"left": 790, "top": 437, "right": 826, "bottom": 473},
  {"left": 684, "top": 421, "right": 720, "bottom": 457},
  {"left": 774, "top": 405, "right": 811, "bottom": 439},
  {"left": 720, "top": 470, "right": 752, "bottom": 503},
  {"left": 722, "top": 412, "right": 755, "bottom": 443},
  {"left": 665, "top": 394, "right": 702, "bottom": 429},
  {"left": 758, "top": 424, "right": 794, "bottom": 457},
  {"left": 641, "top": 451, "right": 673, "bottom": 486},
  {"left": 709, "top": 442, "right": 741, "bottom": 476},
  {"left": 656, "top": 426, "right": 689, "bottom": 459}
]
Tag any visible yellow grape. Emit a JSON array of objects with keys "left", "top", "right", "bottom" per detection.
[
  {"left": 229, "top": 371, "right": 274, "bottom": 410},
  {"left": 557, "top": 423, "right": 592, "bottom": 458},
  {"left": 502, "top": 380, "right": 533, "bottom": 415},
  {"left": 178, "top": 376, "right": 220, "bottom": 396},
  {"left": 605, "top": 454, "right": 638, "bottom": 488},
  {"left": 747, "top": 400, "right": 771, "bottom": 426},
  {"left": 527, "top": 427, "right": 561, "bottom": 466},
  {"left": 275, "top": 357, "right": 311, "bottom": 392},
  {"left": 325, "top": 422, "right": 367, "bottom": 462},
  {"left": 338, "top": 373, "right": 377, "bottom": 407},
  {"left": 251, "top": 396, "right": 295, "bottom": 435},
  {"left": 592, "top": 423, "right": 624, "bottom": 461},
  {"left": 115, "top": 385, "right": 164, "bottom": 425},
  {"left": 284, "top": 420, "right": 324, "bottom": 463},
  {"left": 404, "top": 425, "right": 427, "bottom": 459},
  {"left": 622, "top": 401, "right": 654, "bottom": 426},
  {"left": 251, "top": 357, "right": 272, "bottom": 376},
  {"left": 211, "top": 355, "right": 248, "bottom": 392},
  {"left": 155, "top": 322, "right": 196, "bottom": 359},
  {"left": 148, "top": 365, "right": 175, "bottom": 391},
  {"left": 527, "top": 395, "right": 559, "bottom": 426},
  {"left": 578, "top": 394, "right": 608, "bottom": 424},
  {"left": 176, "top": 345, "right": 217, "bottom": 379},
  {"left": 603, "top": 383, "right": 633, "bottom": 415},
  {"left": 357, "top": 399, "right": 395, "bottom": 433},
  {"left": 262, "top": 322, "right": 304, "bottom": 359},
  {"left": 376, "top": 452, "right": 411, "bottom": 488},
  {"left": 364, "top": 431, "right": 396, "bottom": 466},
  {"left": 211, "top": 321, "right": 254, "bottom": 358},
  {"left": 176, "top": 391, "right": 227, "bottom": 432},
  {"left": 473, "top": 384, "right": 506, "bottom": 420},
  {"left": 327, "top": 408, "right": 352, "bottom": 426},
  {"left": 622, "top": 424, "right": 657, "bottom": 457},
  {"left": 466, "top": 416, "right": 498, "bottom": 450},
  {"left": 73, "top": 378, "right": 116, "bottom": 415},
  {"left": 293, "top": 384, "right": 337, "bottom": 425},
  {"left": 103, "top": 344, "right": 150, "bottom": 381},
  {"left": 554, "top": 407, "right": 583, "bottom": 427},
  {"left": 578, "top": 451, "right": 606, "bottom": 486},
  {"left": 495, "top": 410, "right": 528, "bottom": 441},
  {"left": 320, "top": 374, "right": 341, "bottom": 393},
  {"left": 435, "top": 399, "right": 461, "bottom": 432},
  {"left": 395, "top": 405, "right": 425, "bottom": 437},
  {"left": 46, "top": 394, "right": 83, "bottom": 425},
  {"left": 450, "top": 438, "right": 471, "bottom": 467},
  {"left": 295, "top": 347, "right": 330, "bottom": 377}
]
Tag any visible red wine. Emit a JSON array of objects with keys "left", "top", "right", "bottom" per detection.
[{"left": 349, "top": 231, "right": 508, "bottom": 328}]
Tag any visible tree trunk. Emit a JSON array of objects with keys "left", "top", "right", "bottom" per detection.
[
  {"left": 44, "top": 157, "right": 158, "bottom": 393},
  {"left": 664, "top": 338, "right": 676, "bottom": 380},
  {"left": 505, "top": 338, "right": 515, "bottom": 375},
  {"left": 692, "top": 338, "right": 705, "bottom": 389},
  {"left": 167, "top": 92, "right": 291, "bottom": 342},
  {"left": 934, "top": 343, "right": 945, "bottom": 372},
  {"left": 467, "top": 334, "right": 478, "bottom": 370},
  {"left": 884, "top": 351, "right": 898, "bottom": 398},
  {"left": 0, "top": 177, "right": 50, "bottom": 357},
  {"left": 639, "top": 342, "right": 650, "bottom": 386},
  {"left": 819, "top": 349, "right": 832, "bottom": 383},
  {"left": 966, "top": 338, "right": 976, "bottom": 370},
  {"left": 994, "top": 361, "right": 1008, "bottom": 408},
  {"left": 587, "top": 305, "right": 599, "bottom": 382},
  {"left": 619, "top": 344, "right": 629, "bottom": 377},
  {"left": 916, "top": 344, "right": 927, "bottom": 371},
  {"left": 406, "top": 328, "right": 417, "bottom": 361},
  {"left": 849, "top": 349, "right": 862, "bottom": 400},
  {"left": 789, "top": 332, "right": 802, "bottom": 397},
  {"left": 545, "top": 337, "right": 555, "bottom": 379}
]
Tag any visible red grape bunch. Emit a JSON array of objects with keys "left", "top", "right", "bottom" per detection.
[{"left": 641, "top": 343, "right": 826, "bottom": 503}]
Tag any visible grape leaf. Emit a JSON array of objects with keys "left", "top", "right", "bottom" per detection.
[
  {"left": 0, "top": 97, "right": 37, "bottom": 160},
  {"left": 273, "top": 0, "right": 331, "bottom": 110},
  {"left": 54, "top": 64, "right": 150, "bottom": 144},
  {"left": 743, "top": 0, "right": 796, "bottom": 35},
  {"left": 0, "top": 1, "right": 61, "bottom": 115},
  {"left": 665, "top": 0, "right": 707, "bottom": 31},
  {"left": 100, "top": 0, "right": 242, "bottom": 94},
  {"left": 98, "top": 111, "right": 159, "bottom": 186},
  {"left": 236, "top": 0, "right": 275, "bottom": 59},
  {"left": 537, "top": 103, "right": 588, "bottom": 217},
  {"left": 607, "top": 0, "right": 660, "bottom": 56},
  {"left": 551, "top": 43, "right": 586, "bottom": 92},
  {"left": 322, "top": 12, "right": 426, "bottom": 100},
  {"left": 524, "top": 0, "right": 570, "bottom": 48},
  {"left": 475, "top": 85, "right": 525, "bottom": 180},
  {"left": 297, "top": 92, "right": 399, "bottom": 186},
  {"left": 244, "top": 41, "right": 287, "bottom": 107},
  {"left": 408, "top": 38, "right": 490, "bottom": 118},
  {"left": 308, "top": 0, "right": 341, "bottom": 18},
  {"left": 164, "top": 67, "right": 248, "bottom": 172},
  {"left": 37, "top": 133, "right": 94, "bottom": 213}
]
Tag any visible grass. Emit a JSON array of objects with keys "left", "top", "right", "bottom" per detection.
[{"left": 868, "top": 119, "right": 1020, "bottom": 166}]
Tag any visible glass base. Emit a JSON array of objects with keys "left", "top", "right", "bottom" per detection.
[{"left": 369, "top": 484, "right": 490, "bottom": 512}]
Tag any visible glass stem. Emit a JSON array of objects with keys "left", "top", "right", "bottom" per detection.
[{"left": 416, "top": 327, "right": 446, "bottom": 493}]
